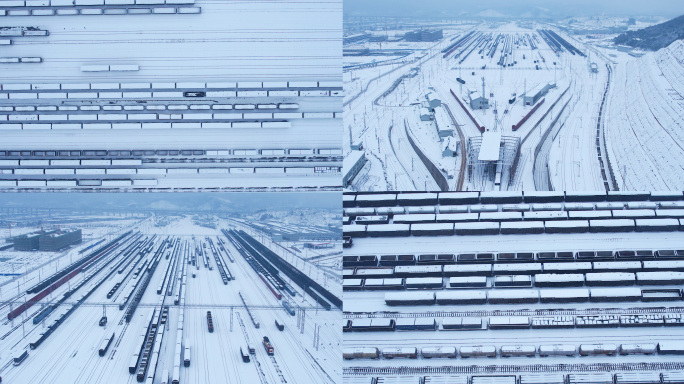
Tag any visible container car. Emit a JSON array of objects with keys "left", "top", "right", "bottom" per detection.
[{"left": 240, "top": 346, "right": 251, "bottom": 362}]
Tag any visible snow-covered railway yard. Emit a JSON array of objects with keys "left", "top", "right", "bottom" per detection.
[
  {"left": 342, "top": 191, "right": 684, "bottom": 384},
  {"left": 343, "top": 19, "right": 684, "bottom": 191},
  {"left": 0, "top": 0, "right": 343, "bottom": 191},
  {"left": 0, "top": 214, "right": 341, "bottom": 384}
]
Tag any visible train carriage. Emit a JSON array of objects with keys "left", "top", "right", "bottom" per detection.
[
  {"left": 539, "top": 344, "right": 576, "bottom": 357},
  {"left": 658, "top": 342, "right": 684, "bottom": 355},
  {"left": 405, "top": 277, "right": 443, "bottom": 289},
  {"left": 567, "top": 373, "right": 614, "bottom": 384},
  {"left": 585, "top": 272, "right": 636, "bottom": 286},
  {"left": 535, "top": 273, "right": 585, "bottom": 287},
  {"left": 519, "top": 374, "right": 566, "bottom": 384},
  {"left": 589, "top": 287, "right": 642, "bottom": 302},
  {"left": 435, "top": 290, "right": 486, "bottom": 305},
  {"left": 385, "top": 291, "right": 435, "bottom": 306},
  {"left": 394, "top": 265, "right": 443, "bottom": 278},
  {"left": 343, "top": 347, "right": 380, "bottom": 359},
  {"left": 579, "top": 343, "right": 618, "bottom": 356},
  {"left": 636, "top": 271, "right": 684, "bottom": 285},
  {"left": 381, "top": 347, "right": 418, "bottom": 359},
  {"left": 619, "top": 343, "right": 657, "bottom": 355},
  {"left": 488, "top": 289, "right": 539, "bottom": 304},
  {"left": 421, "top": 346, "right": 457, "bottom": 358},
  {"left": 440, "top": 317, "right": 483, "bottom": 330},
  {"left": 614, "top": 372, "right": 661, "bottom": 384},
  {"left": 539, "top": 289, "right": 590, "bottom": 303},
  {"left": 493, "top": 275, "right": 532, "bottom": 287},
  {"left": 448, "top": 276, "right": 487, "bottom": 288},
  {"left": 444, "top": 264, "right": 492, "bottom": 276}
]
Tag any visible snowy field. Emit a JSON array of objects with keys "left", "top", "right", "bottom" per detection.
[
  {"left": 0, "top": 213, "right": 341, "bottom": 384},
  {"left": 0, "top": 0, "right": 343, "bottom": 190},
  {"left": 343, "top": 18, "right": 684, "bottom": 192}
]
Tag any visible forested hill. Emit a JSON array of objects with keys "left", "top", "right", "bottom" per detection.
[{"left": 613, "top": 14, "right": 684, "bottom": 51}]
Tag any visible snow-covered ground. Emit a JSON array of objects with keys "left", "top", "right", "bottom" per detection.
[
  {"left": 343, "top": 19, "right": 684, "bottom": 191},
  {"left": 0, "top": 212, "right": 341, "bottom": 384},
  {"left": 604, "top": 40, "right": 684, "bottom": 190}
]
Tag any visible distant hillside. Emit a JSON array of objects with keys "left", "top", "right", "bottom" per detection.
[{"left": 613, "top": 14, "right": 684, "bottom": 51}]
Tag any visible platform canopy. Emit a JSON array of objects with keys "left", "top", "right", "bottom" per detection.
[{"left": 478, "top": 131, "right": 502, "bottom": 161}]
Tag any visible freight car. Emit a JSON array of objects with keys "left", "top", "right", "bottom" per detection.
[
  {"left": 343, "top": 347, "right": 380, "bottom": 360},
  {"left": 381, "top": 347, "right": 418, "bottom": 359},
  {"left": 207, "top": 311, "right": 214, "bottom": 333},
  {"left": 240, "top": 346, "right": 251, "bottom": 362},
  {"left": 460, "top": 345, "right": 497, "bottom": 358},
  {"left": 421, "top": 346, "right": 457, "bottom": 359},
  {"left": 98, "top": 333, "right": 115, "bottom": 356},
  {"left": 263, "top": 336, "right": 274, "bottom": 355}
]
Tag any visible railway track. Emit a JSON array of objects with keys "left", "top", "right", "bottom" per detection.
[
  {"left": 441, "top": 102, "right": 466, "bottom": 190},
  {"left": 344, "top": 362, "right": 684, "bottom": 376},
  {"left": 597, "top": 63, "right": 616, "bottom": 191},
  {"left": 344, "top": 306, "right": 684, "bottom": 319}
]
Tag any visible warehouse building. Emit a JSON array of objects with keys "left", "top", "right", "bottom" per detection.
[
  {"left": 404, "top": 29, "right": 443, "bottom": 42},
  {"left": 12, "top": 228, "right": 82, "bottom": 251},
  {"left": 523, "top": 83, "right": 553, "bottom": 105},
  {"left": 39, "top": 229, "right": 82, "bottom": 251}
]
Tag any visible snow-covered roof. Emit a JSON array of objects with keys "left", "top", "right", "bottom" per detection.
[
  {"left": 343, "top": 150, "right": 365, "bottom": 173},
  {"left": 478, "top": 131, "right": 501, "bottom": 161}
]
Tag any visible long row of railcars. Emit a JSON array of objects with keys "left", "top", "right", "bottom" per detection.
[
  {"left": 344, "top": 271, "right": 684, "bottom": 291},
  {"left": 343, "top": 342, "right": 684, "bottom": 360},
  {"left": 345, "top": 310, "right": 684, "bottom": 332},
  {"left": 344, "top": 219, "right": 684, "bottom": 238},
  {"left": 0, "top": 148, "right": 342, "bottom": 159},
  {"left": 343, "top": 192, "right": 684, "bottom": 208},
  {"left": 343, "top": 208, "right": 684, "bottom": 223},
  {"left": 349, "top": 372, "right": 684, "bottom": 384},
  {"left": 345, "top": 209, "right": 684, "bottom": 224},
  {"left": 344, "top": 258, "right": 684, "bottom": 277},
  {"left": 382, "top": 287, "right": 684, "bottom": 305}
]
